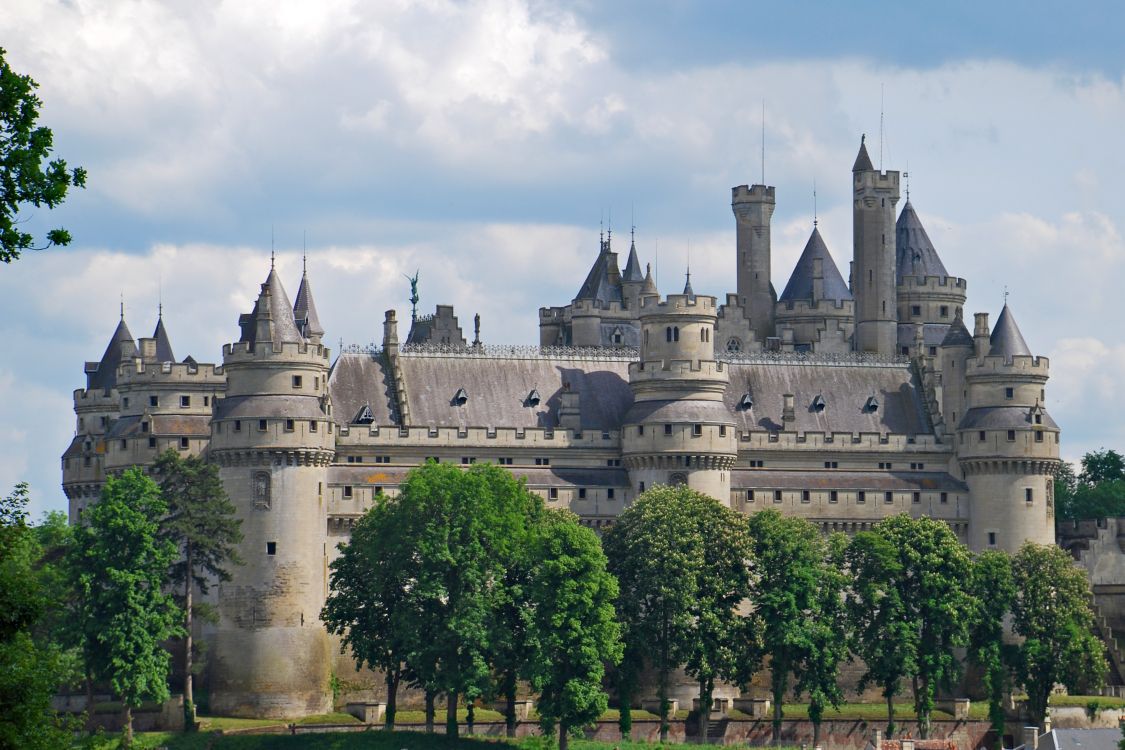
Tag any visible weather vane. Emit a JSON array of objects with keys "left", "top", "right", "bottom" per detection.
[{"left": 404, "top": 270, "right": 420, "bottom": 321}]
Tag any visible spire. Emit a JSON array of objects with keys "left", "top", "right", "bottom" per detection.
[
  {"left": 238, "top": 264, "right": 303, "bottom": 346},
  {"left": 642, "top": 263, "right": 658, "bottom": 295},
  {"left": 574, "top": 232, "right": 623, "bottom": 306},
  {"left": 852, "top": 134, "right": 874, "bottom": 172},
  {"left": 682, "top": 267, "right": 694, "bottom": 296},
  {"left": 622, "top": 236, "right": 644, "bottom": 282},
  {"left": 896, "top": 201, "right": 950, "bottom": 283},
  {"left": 152, "top": 313, "right": 175, "bottom": 362},
  {"left": 293, "top": 262, "right": 325, "bottom": 340},
  {"left": 779, "top": 227, "right": 852, "bottom": 303},
  {"left": 989, "top": 303, "right": 1032, "bottom": 359},
  {"left": 88, "top": 313, "right": 138, "bottom": 391},
  {"left": 940, "top": 308, "right": 973, "bottom": 348}
]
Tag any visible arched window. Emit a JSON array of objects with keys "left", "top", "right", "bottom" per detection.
[
  {"left": 253, "top": 471, "right": 271, "bottom": 510},
  {"left": 700, "top": 328, "right": 706, "bottom": 342},
  {"left": 727, "top": 338, "right": 742, "bottom": 352},
  {"left": 644, "top": 330, "right": 649, "bottom": 346},
  {"left": 666, "top": 327, "right": 673, "bottom": 342},
  {"left": 673, "top": 326, "right": 680, "bottom": 342},
  {"left": 669, "top": 473, "right": 688, "bottom": 487}
]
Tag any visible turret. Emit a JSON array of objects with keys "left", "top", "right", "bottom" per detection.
[
  {"left": 732, "top": 184, "right": 776, "bottom": 343},
  {"left": 775, "top": 226, "right": 855, "bottom": 353},
  {"left": 209, "top": 263, "right": 335, "bottom": 718},
  {"left": 293, "top": 259, "right": 325, "bottom": 345},
  {"left": 621, "top": 235, "right": 646, "bottom": 310},
  {"left": 851, "top": 135, "right": 900, "bottom": 355},
  {"left": 957, "top": 304, "right": 1058, "bottom": 552},
  {"left": 938, "top": 310, "right": 973, "bottom": 430},
  {"left": 622, "top": 292, "right": 737, "bottom": 502}
]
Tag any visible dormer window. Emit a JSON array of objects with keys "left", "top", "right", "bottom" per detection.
[
  {"left": 453, "top": 388, "right": 468, "bottom": 406},
  {"left": 864, "top": 396, "right": 879, "bottom": 413},
  {"left": 811, "top": 395, "right": 826, "bottom": 413},
  {"left": 739, "top": 393, "right": 753, "bottom": 410},
  {"left": 526, "top": 389, "right": 541, "bottom": 407}
]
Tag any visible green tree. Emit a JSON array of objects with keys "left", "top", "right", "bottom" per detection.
[
  {"left": 0, "top": 48, "right": 86, "bottom": 263},
  {"left": 322, "top": 493, "right": 414, "bottom": 729},
  {"left": 1011, "top": 543, "right": 1106, "bottom": 726},
  {"left": 1054, "top": 462, "right": 1078, "bottom": 520},
  {"left": 153, "top": 450, "right": 242, "bottom": 729},
  {"left": 967, "top": 551, "right": 1017, "bottom": 750},
  {"left": 71, "top": 468, "right": 182, "bottom": 748},
  {"left": 0, "top": 484, "right": 76, "bottom": 750},
  {"left": 603, "top": 485, "right": 708, "bottom": 742},
  {"left": 1058, "top": 450, "right": 1125, "bottom": 521},
  {"left": 747, "top": 510, "right": 845, "bottom": 746},
  {"left": 1080, "top": 449, "right": 1125, "bottom": 485},
  {"left": 526, "top": 511, "right": 622, "bottom": 750},
  {"left": 846, "top": 515, "right": 973, "bottom": 738}
]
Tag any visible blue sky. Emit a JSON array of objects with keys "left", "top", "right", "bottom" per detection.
[{"left": 2, "top": 0, "right": 1124, "bottom": 518}]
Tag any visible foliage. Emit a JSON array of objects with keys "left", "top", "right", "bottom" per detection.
[
  {"left": 525, "top": 510, "right": 622, "bottom": 750},
  {"left": 1057, "top": 449, "right": 1125, "bottom": 520},
  {"left": 967, "top": 550, "right": 1018, "bottom": 750},
  {"left": 846, "top": 515, "right": 973, "bottom": 738},
  {"left": 602, "top": 485, "right": 711, "bottom": 742},
  {"left": 153, "top": 450, "right": 242, "bottom": 729},
  {"left": 1011, "top": 542, "right": 1107, "bottom": 725},
  {"left": 0, "top": 48, "right": 86, "bottom": 263},
  {"left": 70, "top": 468, "right": 184, "bottom": 746},
  {"left": 0, "top": 483, "right": 77, "bottom": 749}
]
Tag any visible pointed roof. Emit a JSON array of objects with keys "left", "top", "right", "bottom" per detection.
[
  {"left": 642, "top": 263, "right": 658, "bottom": 295},
  {"left": 989, "top": 304, "right": 1032, "bottom": 359},
  {"left": 622, "top": 241, "right": 644, "bottom": 283},
  {"left": 293, "top": 266, "right": 325, "bottom": 339},
  {"left": 940, "top": 312, "right": 973, "bottom": 348},
  {"left": 778, "top": 227, "right": 853, "bottom": 303},
  {"left": 88, "top": 317, "right": 138, "bottom": 391},
  {"left": 852, "top": 135, "right": 874, "bottom": 172},
  {"left": 682, "top": 270, "right": 694, "bottom": 296},
  {"left": 574, "top": 238, "right": 623, "bottom": 306},
  {"left": 239, "top": 267, "right": 303, "bottom": 346},
  {"left": 152, "top": 313, "right": 175, "bottom": 362},
  {"left": 895, "top": 201, "right": 950, "bottom": 282}
]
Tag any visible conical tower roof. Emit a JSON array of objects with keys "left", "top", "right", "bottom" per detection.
[
  {"left": 622, "top": 240, "right": 644, "bottom": 283},
  {"left": 574, "top": 236, "right": 623, "bottom": 306},
  {"left": 89, "top": 315, "right": 138, "bottom": 391},
  {"left": 852, "top": 135, "right": 874, "bottom": 172},
  {"left": 239, "top": 265, "right": 303, "bottom": 346},
  {"left": 779, "top": 227, "right": 852, "bottom": 303},
  {"left": 642, "top": 263, "right": 658, "bottom": 295},
  {"left": 682, "top": 269, "right": 694, "bottom": 296},
  {"left": 940, "top": 311, "right": 973, "bottom": 348},
  {"left": 293, "top": 264, "right": 325, "bottom": 339},
  {"left": 896, "top": 201, "right": 950, "bottom": 282},
  {"left": 989, "top": 303, "right": 1032, "bottom": 359},
  {"left": 152, "top": 311, "right": 175, "bottom": 362}
]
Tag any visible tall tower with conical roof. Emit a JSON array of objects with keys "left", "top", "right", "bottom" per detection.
[
  {"left": 732, "top": 183, "right": 776, "bottom": 343},
  {"left": 851, "top": 135, "right": 900, "bottom": 355},
  {"left": 955, "top": 304, "right": 1058, "bottom": 552},
  {"left": 894, "top": 200, "right": 967, "bottom": 355},
  {"left": 210, "top": 264, "right": 335, "bottom": 717}
]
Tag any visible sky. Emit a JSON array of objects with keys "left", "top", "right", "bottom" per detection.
[{"left": 2, "top": 0, "right": 1124, "bottom": 519}]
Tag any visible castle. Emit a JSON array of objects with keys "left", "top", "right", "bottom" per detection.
[{"left": 62, "top": 137, "right": 1060, "bottom": 716}]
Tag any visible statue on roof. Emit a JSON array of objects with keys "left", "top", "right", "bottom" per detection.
[{"left": 404, "top": 270, "right": 420, "bottom": 321}]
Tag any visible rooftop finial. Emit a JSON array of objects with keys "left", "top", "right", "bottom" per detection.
[
  {"left": 1003, "top": 285, "right": 1009, "bottom": 305},
  {"left": 761, "top": 99, "right": 766, "bottom": 185},
  {"left": 302, "top": 230, "right": 307, "bottom": 275},
  {"left": 120, "top": 293, "right": 124, "bottom": 320},
  {"left": 813, "top": 178, "right": 818, "bottom": 228},
  {"left": 158, "top": 274, "right": 163, "bottom": 320},
  {"left": 270, "top": 225, "right": 275, "bottom": 269},
  {"left": 904, "top": 166, "right": 911, "bottom": 202},
  {"left": 404, "top": 269, "right": 420, "bottom": 321},
  {"left": 607, "top": 208, "right": 612, "bottom": 247},
  {"left": 879, "top": 83, "right": 885, "bottom": 170}
]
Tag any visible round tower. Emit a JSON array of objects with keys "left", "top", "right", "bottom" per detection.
[
  {"left": 957, "top": 305, "right": 1058, "bottom": 552},
  {"left": 733, "top": 183, "right": 776, "bottom": 343},
  {"left": 622, "top": 287, "right": 737, "bottom": 502},
  {"left": 851, "top": 135, "right": 900, "bottom": 355},
  {"left": 209, "top": 266, "right": 335, "bottom": 718}
]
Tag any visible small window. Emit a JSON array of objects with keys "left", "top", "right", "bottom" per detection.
[
  {"left": 84, "top": 456, "right": 91, "bottom": 467},
  {"left": 1035, "top": 431, "right": 1044, "bottom": 443},
  {"left": 987, "top": 532, "right": 997, "bottom": 547},
  {"left": 811, "top": 394, "right": 826, "bottom": 413},
  {"left": 747, "top": 490, "right": 755, "bottom": 503},
  {"left": 1025, "top": 488, "right": 1034, "bottom": 503},
  {"left": 928, "top": 346, "right": 937, "bottom": 356},
  {"left": 234, "top": 420, "right": 242, "bottom": 432},
  {"left": 749, "top": 460, "right": 764, "bottom": 468},
  {"left": 829, "top": 491, "right": 838, "bottom": 504},
  {"left": 123, "top": 397, "right": 130, "bottom": 408},
  {"left": 374, "top": 486, "right": 383, "bottom": 495},
  {"left": 1007, "top": 430, "right": 1016, "bottom": 441},
  {"left": 120, "top": 439, "right": 127, "bottom": 450},
  {"left": 180, "top": 395, "right": 190, "bottom": 408},
  {"left": 801, "top": 490, "right": 810, "bottom": 504},
  {"left": 285, "top": 419, "right": 295, "bottom": 432},
  {"left": 204, "top": 396, "right": 210, "bottom": 406},
  {"left": 267, "top": 541, "right": 277, "bottom": 555},
  {"left": 141, "top": 421, "right": 149, "bottom": 433},
  {"left": 499, "top": 457, "right": 513, "bottom": 466},
  {"left": 149, "top": 395, "right": 159, "bottom": 407},
  {"left": 773, "top": 490, "right": 782, "bottom": 503},
  {"left": 639, "top": 482, "right": 645, "bottom": 492},
  {"left": 978, "top": 430, "right": 986, "bottom": 442},
  {"left": 824, "top": 461, "right": 838, "bottom": 469},
  {"left": 884, "top": 492, "right": 893, "bottom": 504},
  {"left": 719, "top": 425, "right": 726, "bottom": 437},
  {"left": 1034, "top": 414, "right": 1042, "bottom": 425},
  {"left": 549, "top": 488, "right": 558, "bottom": 500},
  {"left": 292, "top": 375, "right": 303, "bottom": 388},
  {"left": 693, "top": 424, "right": 702, "bottom": 437},
  {"left": 259, "top": 419, "right": 268, "bottom": 431},
  {"left": 940, "top": 305, "right": 949, "bottom": 318},
  {"left": 148, "top": 437, "right": 156, "bottom": 448},
  {"left": 535, "top": 457, "right": 550, "bottom": 466},
  {"left": 664, "top": 424, "right": 673, "bottom": 436},
  {"left": 940, "top": 492, "right": 948, "bottom": 504},
  {"left": 601, "top": 431, "right": 610, "bottom": 440},
  {"left": 638, "top": 425, "right": 645, "bottom": 436},
  {"left": 673, "top": 327, "right": 679, "bottom": 342},
  {"left": 579, "top": 488, "right": 587, "bottom": 499},
  {"left": 343, "top": 485, "right": 353, "bottom": 498},
  {"left": 666, "top": 327, "right": 673, "bottom": 342},
  {"left": 911, "top": 305, "right": 921, "bottom": 317},
  {"left": 912, "top": 492, "right": 921, "bottom": 504},
  {"left": 461, "top": 457, "right": 475, "bottom": 465},
  {"left": 607, "top": 489, "right": 615, "bottom": 499},
  {"left": 1005, "top": 387, "right": 1014, "bottom": 399},
  {"left": 310, "top": 421, "right": 317, "bottom": 432},
  {"left": 180, "top": 437, "right": 189, "bottom": 450},
  {"left": 858, "top": 491, "right": 866, "bottom": 504}
]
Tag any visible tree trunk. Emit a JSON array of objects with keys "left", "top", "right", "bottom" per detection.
[
  {"left": 918, "top": 676, "right": 930, "bottom": 740},
  {"left": 559, "top": 720, "right": 570, "bottom": 750},
  {"left": 772, "top": 663, "right": 787, "bottom": 746},
  {"left": 619, "top": 681, "right": 633, "bottom": 742},
  {"left": 813, "top": 720, "right": 822, "bottom": 749},
  {"left": 184, "top": 545, "right": 195, "bottom": 731},
  {"left": 84, "top": 670, "right": 95, "bottom": 732},
  {"left": 446, "top": 690, "right": 458, "bottom": 738},
  {"left": 385, "top": 670, "right": 398, "bottom": 730},
  {"left": 425, "top": 689, "right": 435, "bottom": 733},
  {"left": 504, "top": 671, "right": 517, "bottom": 738},
  {"left": 886, "top": 692, "right": 896, "bottom": 738},
  {"left": 658, "top": 662, "right": 670, "bottom": 742},
  {"left": 467, "top": 699, "right": 475, "bottom": 734},
  {"left": 698, "top": 675, "right": 713, "bottom": 744},
  {"left": 122, "top": 705, "right": 133, "bottom": 749}
]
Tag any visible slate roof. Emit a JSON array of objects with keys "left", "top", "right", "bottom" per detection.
[
  {"left": 87, "top": 318, "right": 138, "bottom": 392},
  {"left": 152, "top": 315, "right": 175, "bottom": 362},
  {"left": 779, "top": 227, "right": 853, "bottom": 303},
  {"left": 105, "top": 414, "right": 212, "bottom": 438},
  {"left": 1038, "top": 729, "right": 1122, "bottom": 750},
  {"left": 574, "top": 240, "right": 623, "bottom": 306},
  {"left": 897, "top": 323, "right": 953, "bottom": 349},
  {"left": 957, "top": 406, "right": 1058, "bottom": 431},
  {"left": 239, "top": 268, "right": 303, "bottom": 346},
  {"left": 293, "top": 270, "right": 324, "bottom": 338},
  {"left": 731, "top": 469, "right": 968, "bottom": 493},
  {"left": 941, "top": 315, "right": 973, "bottom": 347},
  {"left": 853, "top": 136, "right": 874, "bottom": 172},
  {"left": 328, "top": 464, "right": 630, "bottom": 489},
  {"left": 683, "top": 271, "right": 695, "bottom": 296},
  {"left": 213, "top": 394, "right": 328, "bottom": 421},
  {"left": 989, "top": 304, "right": 1032, "bottom": 359},
  {"left": 327, "top": 354, "right": 398, "bottom": 425},
  {"left": 622, "top": 241, "right": 644, "bottom": 282},
  {"left": 896, "top": 201, "right": 950, "bottom": 283}
]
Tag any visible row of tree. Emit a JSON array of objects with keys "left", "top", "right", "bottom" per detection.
[
  {"left": 1055, "top": 448, "right": 1125, "bottom": 521},
  {"left": 324, "top": 464, "right": 1107, "bottom": 750},
  {"left": 0, "top": 451, "right": 242, "bottom": 748}
]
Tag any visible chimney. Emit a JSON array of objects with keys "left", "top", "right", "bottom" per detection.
[
  {"left": 383, "top": 310, "right": 399, "bottom": 352},
  {"left": 974, "top": 312, "right": 990, "bottom": 358},
  {"left": 1023, "top": 726, "right": 1040, "bottom": 750},
  {"left": 558, "top": 390, "right": 581, "bottom": 432},
  {"left": 782, "top": 393, "right": 795, "bottom": 423}
]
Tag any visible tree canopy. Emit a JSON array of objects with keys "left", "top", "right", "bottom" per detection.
[
  {"left": 0, "top": 48, "right": 86, "bottom": 263},
  {"left": 1056, "top": 449, "right": 1125, "bottom": 520}
]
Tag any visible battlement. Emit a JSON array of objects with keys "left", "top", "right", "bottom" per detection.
[
  {"left": 731, "top": 184, "right": 776, "bottom": 203},
  {"left": 73, "top": 387, "right": 119, "bottom": 406},
  {"left": 640, "top": 294, "right": 717, "bottom": 313},
  {"left": 571, "top": 297, "right": 629, "bottom": 315},
  {"left": 539, "top": 306, "right": 567, "bottom": 321},
  {"left": 223, "top": 340, "right": 331, "bottom": 363},
  {"left": 631, "top": 358, "right": 727, "bottom": 377},
  {"left": 735, "top": 429, "right": 945, "bottom": 452},
  {"left": 777, "top": 298, "right": 855, "bottom": 315},
  {"left": 966, "top": 354, "right": 1050, "bottom": 378},
  {"left": 854, "top": 169, "right": 901, "bottom": 192},
  {"left": 897, "top": 275, "right": 968, "bottom": 292},
  {"left": 335, "top": 423, "right": 622, "bottom": 449},
  {"left": 117, "top": 358, "right": 224, "bottom": 384}
]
